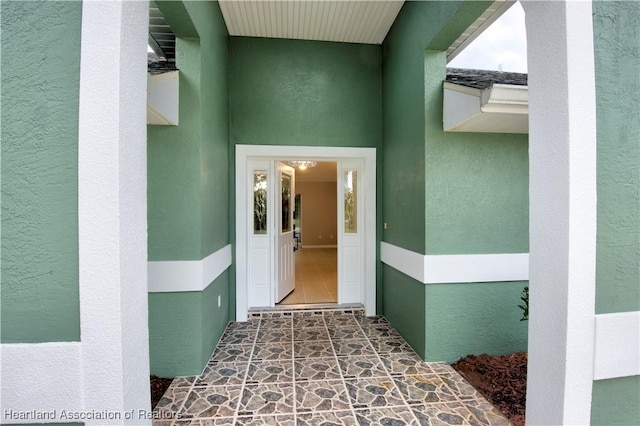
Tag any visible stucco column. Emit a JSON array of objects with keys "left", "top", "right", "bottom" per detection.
[
  {"left": 78, "top": 1, "right": 150, "bottom": 423},
  {"left": 522, "top": 1, "right": 597, "bottom": 424}
]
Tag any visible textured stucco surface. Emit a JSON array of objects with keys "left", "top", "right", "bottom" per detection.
[
  {"left": 147, "top": 1, "right": 230, "bottom": 377},
  {"left": 593, "top": 0, "right": 640, "bottom": 314},
  {"left": 148, "top": 38, "right": 203, "bottom": 261},
  {"left": 1, "top": 0, "right": 81, "bottom": 342},
  {"left": 381, "top": 1, "right": 526, "bottom": 361},
  {"left": 381, "top": 3, "right": 470, "bottom": 352},
  {"left": 149, "top": 289, "right": 204, "bottom": 376},
  {"left": 382, "top": 1, "right": 492, "bottom": 255},
  {"left": 229, "top": 37, "right": 383, "bottom": 316},
  {"left": 591, "top": 2, "right": 640, "bottom": 424},
  {"left": 229, "top": 38, "right": 381, "bottom": 149},
  {"left": 149, "top": 271, "right": 229, "bottom": 377},
  {"left": 148, "top": 1, "right": 230, "bottom": 262},
  {"left": 382, "top": 266, "right": 426, "bottom": 359},
  {"left": 424, "top": 282, "right": 528, "bottom": 362},
  {"left": 591, "top": 376, "right": 640, "bottom": 425},
  {"left": 424, "top": 54, "right": 529, "bottom": 255}
]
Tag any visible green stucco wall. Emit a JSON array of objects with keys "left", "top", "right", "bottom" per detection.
[
  {"left": 424, "top": 52, "right": 529, "bottom": 256},
  {"left": 228, "top": 37, "right": 383, "bottom": 315},
  {"left": 1, "top": 0, "right": 81, "bottom": 343},
  {"left": 381, "top": 1, "right": 526, "bottom": 361},
  {"left": 148, "top": 1, "right": 229, "bottom": 262},
  {"left": 591, "top": 376, "right": 640, "bottom": 426},
  {"left": 382, "top": 1, "right": 496, "bottom": 255},
  {"left": 149, "top": 272, "right": 229, "bottom": 377},
  {"left": 381, "top": 2, "right": 436, "bottom": 345},
  {"left": 424, "top": 282, "right": 528, "bottom": 362},
  {"left": 382, "top": 267, "right": 426, "bottom": 359},
  {"left": 229, "top": 38, "right": 381, "bottom": 149},
  {"left": 591, "top": 2, "right": 640, "bottom": 424},
  {"left": 148, "top": 37, "right": 203, "bottom": 261},
  {"left": 147, "top": 0, "right": 230, "bottom": 377},
  {"left": 593, "top": 0, "right": 640, "bottom": 315}
]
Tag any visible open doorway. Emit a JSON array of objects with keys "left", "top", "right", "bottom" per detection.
[
  {"left": 278, "top": 161, "right": 338, "bottom": 305},
  {"left": 236, "top": 144, "right": 377, "bottom": 321}
]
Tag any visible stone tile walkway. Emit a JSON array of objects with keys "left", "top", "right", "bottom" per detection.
[{"left": 153, "top": 308, "right": 510, "bottom": 425}]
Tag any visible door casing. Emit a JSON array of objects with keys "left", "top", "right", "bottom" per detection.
[{"left": 235, "top": 145, "right": 377, "bottom": 321}]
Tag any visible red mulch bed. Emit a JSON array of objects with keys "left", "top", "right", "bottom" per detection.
[
  {"left": 150, "top": 376, "right": 174, "bottom": 409},
  {"left": 451, "top": 352, "right": 527, "bottom": 426}
]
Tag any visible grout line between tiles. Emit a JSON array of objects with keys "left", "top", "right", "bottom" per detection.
[
  {"left": 170, "top": 309, "right": 507, "bottom": 425},
  {"left": 354, "top": 315, "right": 422, "bottom": 425},
  {"left": 326, "top": 313, "right": 357, "bottom": 419},
  {"left": 291, "top": 311, "right": 296, "bottom": 424},
  {"left": 231, "top": 314, "right": 261, "bottom": 425}
]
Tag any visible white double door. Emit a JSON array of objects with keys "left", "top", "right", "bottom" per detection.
[
  {"left": 275, "top": 162, "right": 296, "bottom": 302},
  {"left": 247, "top": 159, "right": 364, "bottom": 308}
]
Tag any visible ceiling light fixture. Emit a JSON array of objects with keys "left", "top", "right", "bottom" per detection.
[{"left": 288, "top": 160, "right": 317, "bottom": 171}]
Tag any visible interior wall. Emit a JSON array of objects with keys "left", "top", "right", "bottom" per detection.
[
  {"left": 1, "top": 0, "right": 82, "bottom": 343},
  {"left": 297, "top": 182, "right": 337, "bottom": 247},
  {"left": 147, "top": 0, "right": 230, "bottom": 376}
]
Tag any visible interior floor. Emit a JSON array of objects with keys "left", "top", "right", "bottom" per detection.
[{"left": 279, "top": 247, "right": 337, "bottom": 305}]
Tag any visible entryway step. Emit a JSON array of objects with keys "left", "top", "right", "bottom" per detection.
[{"left": 247, "top": 304, "right": 365, "bottom": 319}]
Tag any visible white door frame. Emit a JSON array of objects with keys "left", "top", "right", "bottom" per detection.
[{"left": 235, "top": 145, "right": 377, "bottom": 321}]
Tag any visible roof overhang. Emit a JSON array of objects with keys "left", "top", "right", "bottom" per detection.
[
  {"left": 443, "top": 82, "right": 528, "bottom": 133},
  {"left": 446, "top": 0, "right": 516, "bottom": 62},
  {"left": 147, "top": 70, "right": 179, "bottom": 126}
]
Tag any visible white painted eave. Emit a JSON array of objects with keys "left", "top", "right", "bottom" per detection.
[
  {"left": 443, "top": 82, "right": 528, "bottom": 134},
  {"left": 147, "top": 70, "right": 179, "bottom": 126}
]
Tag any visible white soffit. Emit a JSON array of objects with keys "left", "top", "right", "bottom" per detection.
[
  {"left": 218, "top": 1, "right": 405, "bottom": 45},
  {"left": 443, "top": 82, "right": 529, "bottom": 133},
  {"left": 446, "top": 0, "right": 515, "bottom": 62}
]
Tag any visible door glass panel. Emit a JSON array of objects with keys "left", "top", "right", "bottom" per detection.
[
  {"left": 253, "top": 171, "right": 267, "bottom": 234},
  {"left": 281, "top": 173, "right": 291, "bottom": 233},
  {"left": 344, "top": 170, "right": 357, "bottom": 233}
]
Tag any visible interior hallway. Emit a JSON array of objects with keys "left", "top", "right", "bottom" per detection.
[{"left": 279, "top": 248, "right": 337, "bottom": 305}]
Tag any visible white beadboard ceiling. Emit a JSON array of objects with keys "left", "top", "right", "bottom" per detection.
[{"left": 218, "top": 1, "right": 405, "bottom": 45}]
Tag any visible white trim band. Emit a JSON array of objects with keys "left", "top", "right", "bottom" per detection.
[
  {"left": 380, "top": 241, "right": 528, "bottom": 284},
  {"left": 594, "top": 311, "right": 640, "bottom": 380},
  {"left": 148, "top": 244, "right": 232, "bottom": 292},
  {"left": 0, "top": 343, "right": 82, "bottom": 421}
]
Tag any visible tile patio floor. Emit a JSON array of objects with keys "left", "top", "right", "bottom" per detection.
[{"left": 153, "top": 308, "right": 511, "bottom": 426}]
